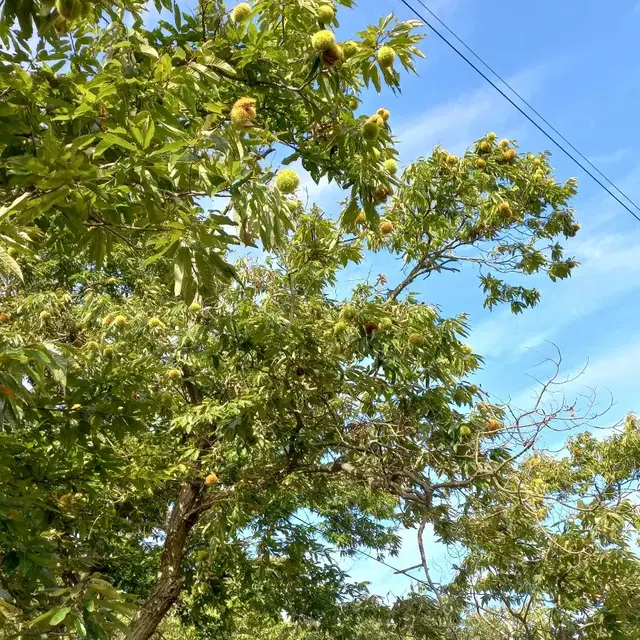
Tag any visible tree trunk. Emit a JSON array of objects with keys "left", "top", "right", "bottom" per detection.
[{"left": 130, "top": 481, "right": 202, "bottom": 640}]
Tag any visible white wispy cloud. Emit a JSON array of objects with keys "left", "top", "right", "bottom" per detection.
[
  {"left": 577, "top": 165, "right": 640, "bottom": 230},
  {"left": 471, "top": 230, "right": 640, "bottom": 359},
  {"left": 470, "top": 164, "right": 640, "bottom": 359},
  {"left": 565, "top": 339, "right": 640, "bottom": 393},
  {"left": 297, "top": 173, "right": 343, "bottom": 211},
  {"left": 418, "top": 0, "right": 465, "bottom": 20},
  {"left": 394, "top": 63, "right": 549, "bottom": 157},
  {"left": 588, "top": 147, "right": 632, "bottom": 166},
  {"left": 506, "top": 334, "right": 640, "bottom": 424},
  {"left": 297, "top": 63, "right": 548, "bottom": 211}
]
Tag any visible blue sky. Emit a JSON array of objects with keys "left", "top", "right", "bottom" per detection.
[
  {"left": 294, "top": 0, "right": 640, "bottom": 599},
  {"left": 147, "top": 0, "right": 640, "bottom": 602}
]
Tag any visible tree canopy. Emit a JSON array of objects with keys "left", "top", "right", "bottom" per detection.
[{"left": 1, "top": 1, "right": 638, "bottom": 639}]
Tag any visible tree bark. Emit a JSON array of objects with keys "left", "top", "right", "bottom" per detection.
[{"left": 129, "top": 481, "right": 203, "bottom": 640}]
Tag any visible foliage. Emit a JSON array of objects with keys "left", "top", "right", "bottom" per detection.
[
  {"left": 0, "top": 0, "right": 422, "bottom": 301},
  {"left": 451, "top": 413, "right": 640, "bottom": 639},
  {"left": 1, "top": 1, "right": 637, "bottom": 640}
]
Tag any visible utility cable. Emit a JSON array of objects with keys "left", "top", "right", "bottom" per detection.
[
  {"left": 411, "top": 0, "right": 640, "bottom": 216},
  {"left": 396, "top": 0, "right": 640, "bottom": 224}
]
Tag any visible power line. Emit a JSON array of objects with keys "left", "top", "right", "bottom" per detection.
[
  {"left": 396, "top": 0, "right": 640, "bottom": 224},
  {"left": 410, "top": 0, "right": 640, "bottom": 217},
  {"left": 410, "top": 0, "right": 640, "bottom": 216}
]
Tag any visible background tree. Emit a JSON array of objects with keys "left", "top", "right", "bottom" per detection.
[{"left": 1, "top": 1, "right": 629, "bottom": 640}]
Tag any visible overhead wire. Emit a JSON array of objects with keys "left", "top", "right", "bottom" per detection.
[
  {"left": 410, "top": 0, "right": 640, "bottom": 216},
  {"left": 395, "top": 0, "right": 640, "bottom": 224}
]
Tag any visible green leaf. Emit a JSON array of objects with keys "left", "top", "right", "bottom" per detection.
[
  {"left": 155, "top": 53, "right": 172, "bottom": 81},
  {"left": 281, "top": 152, "right": 299, "bottom": 166},
  {"left": 370, "top": 65, "right": 382, "bottom": 93},
  {"left": 94, "top": 133, "right": 137, "bottom": 157},
  {"left": 100, "top": 599, "right": 138, "bottom": 616},
  {"left": 145, "top": 235, "right": 181, "bottom": 265},
  {"left": 138, "top": 43, "right": 159, "bottom": 59},
  {"left": 208, "top": 250, "right": 236, "bottom": 283},
  {"left": 149, "top": 141, "right": 187, "bottom": 156},
  {"left": 142, "top": 117, "right": 155, "bottom": 150},
  {"left": 205, "top": 55, "right": 236, "bottom": 76},
  {"left": 29, "top": 607, "right": 59, "bottom": 627},
  {"left": 194, "top": 249, "right": 216, "bottom": 295},
  {"left": 0, "top": 192, "right": 30, "bottom": 222},
  {"left": 0, "top": 245, "right": 23, "bottom": 280},
  {"left": 50, "top": 606, "right": 71, "bottom": 626},
  {"left": 72, "top": 613, "right": 87, "bottom": 637},
  {"left": 174, "top": 245, "right": 191, "bottom": 297}
]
